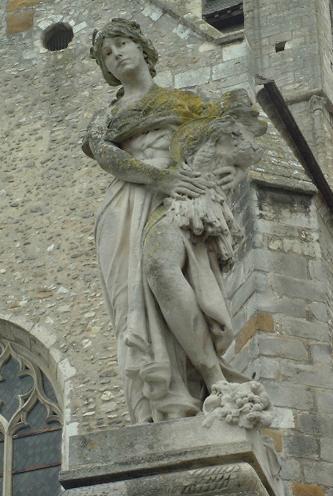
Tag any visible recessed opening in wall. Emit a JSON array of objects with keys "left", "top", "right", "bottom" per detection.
[
  {"left": 202, "top": 0, "right": 244, "bottom": 31},
  {"left": 42, "top": 22, "right": 74, "bottom": 51},
  {"left": 275, "top": 41, "right": 286, "bottom": 52}
]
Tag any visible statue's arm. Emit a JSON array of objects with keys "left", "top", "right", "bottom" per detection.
[
  {"left": 85, "top": 111, "right": 169, "bottom": 186},
  {"left": 84, "top": 111, "right": 210, "bottom": 198}
]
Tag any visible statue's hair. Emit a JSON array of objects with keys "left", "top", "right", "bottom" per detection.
[{"left": 90, "top": 18, "right": 158, "bottom": 87}]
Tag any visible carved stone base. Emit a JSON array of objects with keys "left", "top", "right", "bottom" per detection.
[
  {"left": 61, "top": 416, "right": 285, "bottom": 496},
  {"left": 63, "top": 463, "right": 269, "bottom": 495}
]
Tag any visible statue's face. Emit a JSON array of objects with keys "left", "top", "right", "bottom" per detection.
[{"left": 102, "top": 36, "right": 146, "bottom": 82}]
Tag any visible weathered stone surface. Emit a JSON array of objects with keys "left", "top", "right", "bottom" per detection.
[
  {"left": 303, "top": 460, "right": 333, "bottom": 487},
  {"left": 263, "top": 428, "right": 283, "bottom": 453},
  {"left": 6, "top": 9, "right": 34, "bottom": 33},
  {"left": 235, "top": 312, "right": 274, "bottom": 352},
  {"left": 262, "top": 382, "right": 314, "bottom": 411},
  {"left": 292, "top": 483, "right": 325, "bottom": 496},
  {"left": 175, "top": 65, "right": 211, "bottom": 87},
  {"left": 7, "top": 0, "right": 40, "bottom": 12},
  {"left": 61, "top": 417, "right": 283, "bottom": 496},
  {"left": 296, "top": 412, "right": 333, "bottom": 438},
  {"left": 64, "top": 463, "right": 270, "bottom": 495},
  {"left": 316, "top": 391, "right": 333, "bottom": 413},
  {"left": 275, "top": 316, "right": 330, "bottom": 343},
  {"left": 256, "top": 335, "right": 309, "bottom": 362},
  {"left": 284, "top": 433, "right": 319, "bottom": 459},
  {"left": 254, "top": 249, "right": 308, "bottom": 280},
  {"left": 270, "top": 275, "right": 326, "bottom": 303},
  {"left": 279, "top": 457, "right": 302, "bottom": 482},
  {"left": 320, "top": 438, "right": 333, "bottom": 463}
]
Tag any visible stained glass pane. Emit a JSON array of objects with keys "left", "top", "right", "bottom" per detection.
[
  {"left": 0, "top": 347, "right": 62, "bottom": 496},
  {"left": 0, "top": 432, "right": 3, "bottom": 477},
  {"left": 13, "top": 466, "right": 61, "bottom": 496},
  {"left": 0, "top": 358, "right": 33, "bottom": 421},
  {"left": 13, "top": 429, "right": 61, "bottom": 472},
  {"left": 0, "top": 431, "right": 4, "bottom": 496},
  {"left": 42, "top": 372, "right": 58, "bottom": 403},
  {"left": 15, "top": 401, "right": 50, "bottom": 438},
  {"left": 27, "top": 401, "right": 48, "bottom": 431}
]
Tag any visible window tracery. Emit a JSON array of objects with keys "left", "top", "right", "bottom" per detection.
[{"left": 0, "top": 341, "right": 62, "bottom": 496}]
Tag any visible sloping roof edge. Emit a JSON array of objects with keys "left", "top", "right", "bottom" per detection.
[{"left": 256, "top": 77, "right": 333, "bottom": 211}]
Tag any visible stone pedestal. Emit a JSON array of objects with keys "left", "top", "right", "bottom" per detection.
[{"left": 60, "top": 416, "right": 284, "bottom": 496}]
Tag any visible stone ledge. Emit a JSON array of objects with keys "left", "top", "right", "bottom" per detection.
[
  {"left": 60, "top": 416, "right": 284, "bottom": 496},
  {"left": 249, "top": 171, "right": 317, "bottom": 195},
  {"left": 63, "top": 462, "right": 269, "bottom": 495}
]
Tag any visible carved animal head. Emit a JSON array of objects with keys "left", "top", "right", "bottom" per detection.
[
  {"left": 171, "top": 115, "right": 265, "bottom": 172},
  {"left": 170, "top": 89, "right": 267, "bottom": 171}
]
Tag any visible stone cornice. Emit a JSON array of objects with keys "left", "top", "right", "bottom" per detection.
[{"left": 150, "top": 0, "right": 244, "bottom": 44}]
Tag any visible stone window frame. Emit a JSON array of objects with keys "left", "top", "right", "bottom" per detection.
[
  {"left": 0, "top": 312, "right": 73, "bottom": 494},
  {"left": 0, "top": 313, "right": 77, "bottom": 474},
  {"left": 0, "top": 337, "right": 63, "bottom": 495}
]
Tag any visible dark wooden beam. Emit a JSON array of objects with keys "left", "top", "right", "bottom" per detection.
[{"left": 256, "top": 77, "right": 333, "bottom": 211}]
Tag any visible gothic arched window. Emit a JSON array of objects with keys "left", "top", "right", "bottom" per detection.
[{"left": 0, "top": 340, "right": 62, "bottom": 496}]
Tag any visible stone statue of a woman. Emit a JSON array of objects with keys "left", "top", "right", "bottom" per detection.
[{"left": 83, "top": 18, "right": 267, "bottom": 424}]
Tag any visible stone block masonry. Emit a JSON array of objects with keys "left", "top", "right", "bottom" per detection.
[{"left": 224, "top": 181, "right": 333, "bottom": 495}]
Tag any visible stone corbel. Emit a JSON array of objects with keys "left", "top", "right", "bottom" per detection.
[
  {"left": 309, "top": 94, "right": 327, "bottom": 167},
  {"left": 309, "top": 94, "right": 326, "bottom": 114}
]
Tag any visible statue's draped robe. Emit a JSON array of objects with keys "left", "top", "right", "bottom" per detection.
[{"left": 85, "top": 86, "right": 246, "bottom": 423}]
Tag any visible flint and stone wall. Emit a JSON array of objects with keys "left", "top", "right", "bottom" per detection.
[{"left": 1, "top": 0, "right": 333, "bottom": 494}]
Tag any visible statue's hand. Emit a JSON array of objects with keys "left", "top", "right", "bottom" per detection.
[
  {"left": 214, "top": 165, "right": 246, "bottom": 192},
  {"left": 156, "top": 168, "right": 212, "bottom": 199}
]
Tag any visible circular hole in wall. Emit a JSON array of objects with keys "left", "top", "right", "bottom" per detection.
[{"left": 42, "top": 22, "right": 74, "bottom": 51}]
